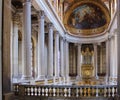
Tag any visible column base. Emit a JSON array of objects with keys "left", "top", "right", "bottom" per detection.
[
  {"left": 44, "top": 78, "right": 48, "bottom": 84},
  {"left": 109, "top": 77, "right": 117, "bottom": 84},
  {"left": 66, "top": 76, "right": 70, "bottom": 84},
  {"left": 21, "top": 75, "right": 33, "bottom": 80},
  {"left": 47, "top": 76, "right": 54, "bottom": 79},
  {"left": 36, "top": 75, "right": 46, "bottom": 80},
  {"left": 95, "top": 75, "right": 99, "bottom": 80},
  {"left": 12, "top": 77, "right": 19, "bottom": 83},
  {"left": 76, "top": 75, "right": 81, "bottom": 80},
  {"left": 53, "top": 76, "right": 59, "bottom": 84}
]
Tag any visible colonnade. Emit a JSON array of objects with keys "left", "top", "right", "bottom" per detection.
[
  {"left": 12, "top": 0, "right": 70, "bottom": 82},
  {"left": 12, "top": 0, "right": 118, "bottom": 84}
]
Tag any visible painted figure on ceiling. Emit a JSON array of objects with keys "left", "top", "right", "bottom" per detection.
[{"left": 69, "top": 3, "right": 106, "bottom": 29}]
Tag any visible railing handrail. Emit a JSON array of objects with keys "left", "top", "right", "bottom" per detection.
[{"left": 13, "top": 83, "right": 117, "bottom": 99}]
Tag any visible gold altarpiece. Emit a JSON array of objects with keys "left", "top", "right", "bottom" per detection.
[{"left": 81, "top": 47, "right": 94, "bottom": 79}]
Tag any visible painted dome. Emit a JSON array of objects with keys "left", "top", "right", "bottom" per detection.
[{"left": 64, "top": 0, "right": 110, "bottom": 36}]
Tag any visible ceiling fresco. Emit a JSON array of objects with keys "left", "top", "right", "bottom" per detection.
[
  {"left": 64, "top": 0, "right": 110, "bottom": 36},
  {"left": 68, "top": 4, "right": 106, "bottom": 29}
]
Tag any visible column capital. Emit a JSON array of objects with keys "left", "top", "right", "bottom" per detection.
[
  {"left": 65, "top": 39, "right": 69, "bottom": 44},
  {"left": 12, "top": 14, "right": 20, "bottom": 25},
  {"left": 37, "top": 10, "right": 45, "bottom": 19},
  {"left": 60, "top": 36, "right": 65, "bottom": 41},
  {"left": 48, "top": 23, "right": 54, "bottom": 29},
  {"left": 77, "top": 43, "right": 82, "bottom": 46},
  {"left": 23, "top": 0, "right": 31, "bottom": 3},
  {"left": 93, "top": 43, "right": 98, "bottom": 46},
  {"left": 55, "top": 31, "right": 59, "bottom": 34},
  {"left": 54, "top": 31, "right": 60, "bottom": 37}
]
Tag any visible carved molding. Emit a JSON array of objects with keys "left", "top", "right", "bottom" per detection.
[
  {"left": 12, "top": 14, "right": 20, "bottom": 24},
  {"left": 48, "top": 22, "right": 53, "bottom": 29},
  {"left": 37, "top": 10, "right": 45, "bottom": 19}
]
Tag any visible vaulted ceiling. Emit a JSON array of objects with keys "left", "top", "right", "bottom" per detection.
[{"left": 63, "top": 0, "right": 111, "bottom": 36}]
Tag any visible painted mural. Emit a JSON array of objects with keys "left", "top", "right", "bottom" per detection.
[{"left": 68, "top": 3, "right": 107, "bottom": 29}]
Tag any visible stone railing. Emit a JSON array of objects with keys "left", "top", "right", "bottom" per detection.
[{"left": 13, "top": 84, "right": 117, "bottom": 99}]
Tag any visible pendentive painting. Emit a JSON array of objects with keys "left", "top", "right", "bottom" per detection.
[{"left": 68, "top": 3, "right": 107, "bottom": 29}]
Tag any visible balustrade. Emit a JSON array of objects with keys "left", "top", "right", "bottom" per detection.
[{"left": 13, "top": 84, "right": 117, "bottom": 99}]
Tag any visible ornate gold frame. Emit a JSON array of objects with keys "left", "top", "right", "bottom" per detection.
[{"left": 64, "top": 0, "right": 111, "bottom": 36}]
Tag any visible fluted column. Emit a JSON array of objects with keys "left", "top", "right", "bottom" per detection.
[
  {"left": 106, "top": 39, "right": 110, "bottom": 83},
  {"left": 12, "top": 14, "right": 19, "bottom": 81},
  {"left": 22, "top": 0, "right": 32, "bottom": 79},
  {"left": 54, "top": 31, "right": 59, "bottom": 77},
  {"left": 48, "top": 23, "right": 54, "bottom": 78},
  {"left": 77, "top": 44, "right": 81, "bottom": 79},
  {"left": 94, "top": 43, "right": 98, "bottom": 79},
  {"left": 109, "top": 37, "right": 114, "bottom": 82},
  {"left": 114, "top": 34, "right": 118, "bottom": 82},
  {"left": 60, "top": 37, "right": 64, "bottom": 77},
  {"left": 65, "top": 40, "right": 69, "bottom": 82},
  {"left": 37, "top": 11, "right": 45, "bottom": 79}
]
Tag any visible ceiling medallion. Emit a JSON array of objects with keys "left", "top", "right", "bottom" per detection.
[{"left": 64, "top": 0, "right": 110, "bottom": 36}]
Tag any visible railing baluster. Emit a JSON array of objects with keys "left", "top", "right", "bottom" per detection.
[
  {"left": 42, "top": 87, "right": 45, "bottom": 96},
  {"left": 96, "top": 87, "right": 98, "bottom": 97},
  {"left": 31, "top": 87, "right": 33, "bottom": 96},
  {"left": 108, "top": 86, "right": 110, "bottom": 97},
  {"left": 87, "top": 87, "right": 91, "bottom": 97},
  {"left": 112, "top": 86, "right": 115, "bottom": 97},
  {"left": 68, "top": 87, "right": 71, "bottom": 97},
  {"left": 80, "top": 87, "right": 82, "bottom": 97},
  {"left": 64, "top": 87, "right": 67, "bottom": 97},
  {"left": 84, "top": 87, "right": 86, "bottom": 97},
  {"left": 110, "top": 86, "right": 112, "bottom": 97},
  {"left": 114, "top": 86, "right": 117, "bottom": 96},
  {"left": 78, "top": 88, "right": 80, "bottom": 97},
  {"left": 76, "top": 88, "right": 78, "bottom": 97},
  {"left": 13, "top": 84, "right": 117, "bottom": 98},
  {"left": 104, "top": 87, "right": 106, "bottom": 97},
  {"left": 45, "top": 87, "right": 48, "bottom": 96},
  {"left": 53, "top": 87, "right": 55, "bottom": 97}
]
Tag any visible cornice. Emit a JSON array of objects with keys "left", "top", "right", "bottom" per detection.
[{"left": 65, "top": 33, "right": 109, "bottom": 43}]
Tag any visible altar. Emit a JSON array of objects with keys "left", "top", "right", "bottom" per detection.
[{"left": 81, "top": 47, "right": 94, "bottom": 79}]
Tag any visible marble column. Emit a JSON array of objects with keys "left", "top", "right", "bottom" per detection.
[
  {"left": 65, "top": 40, "right": 69, "bottom": 82},
  {"left": 109, "top": 37, "right": 114, "bottom": 82},
  {"left": 94, "top": 43, "right": 98, "bottom": 79},
  {"left": 77, "top": 44, "right": 81, "bottom": 79},
  {"left": 54, "top": 31, "right": 59, "bottom": 77},
  {"left": 60, "top": 37, "right": 64, "bottom": 77},
  {"left": 48, "top": 23, "right": 54, "bottom": 78},
  {"left": 113, "top": 34, "right": 118, "bottom": 83},
  {"left": 22, "top": 0, "right": 32, "bottom": 79},
  {"left": 13, "top": 15, "right": 19, "bottom": 81},
  {"left": 37, "top": 11, "right": 45, "bottom": 79},
  {"left": 106, "top": 39, "right": 110, "bottom": 83},
  {"left": 100, "top": 43, "right": 103, "bottom": 74}
]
